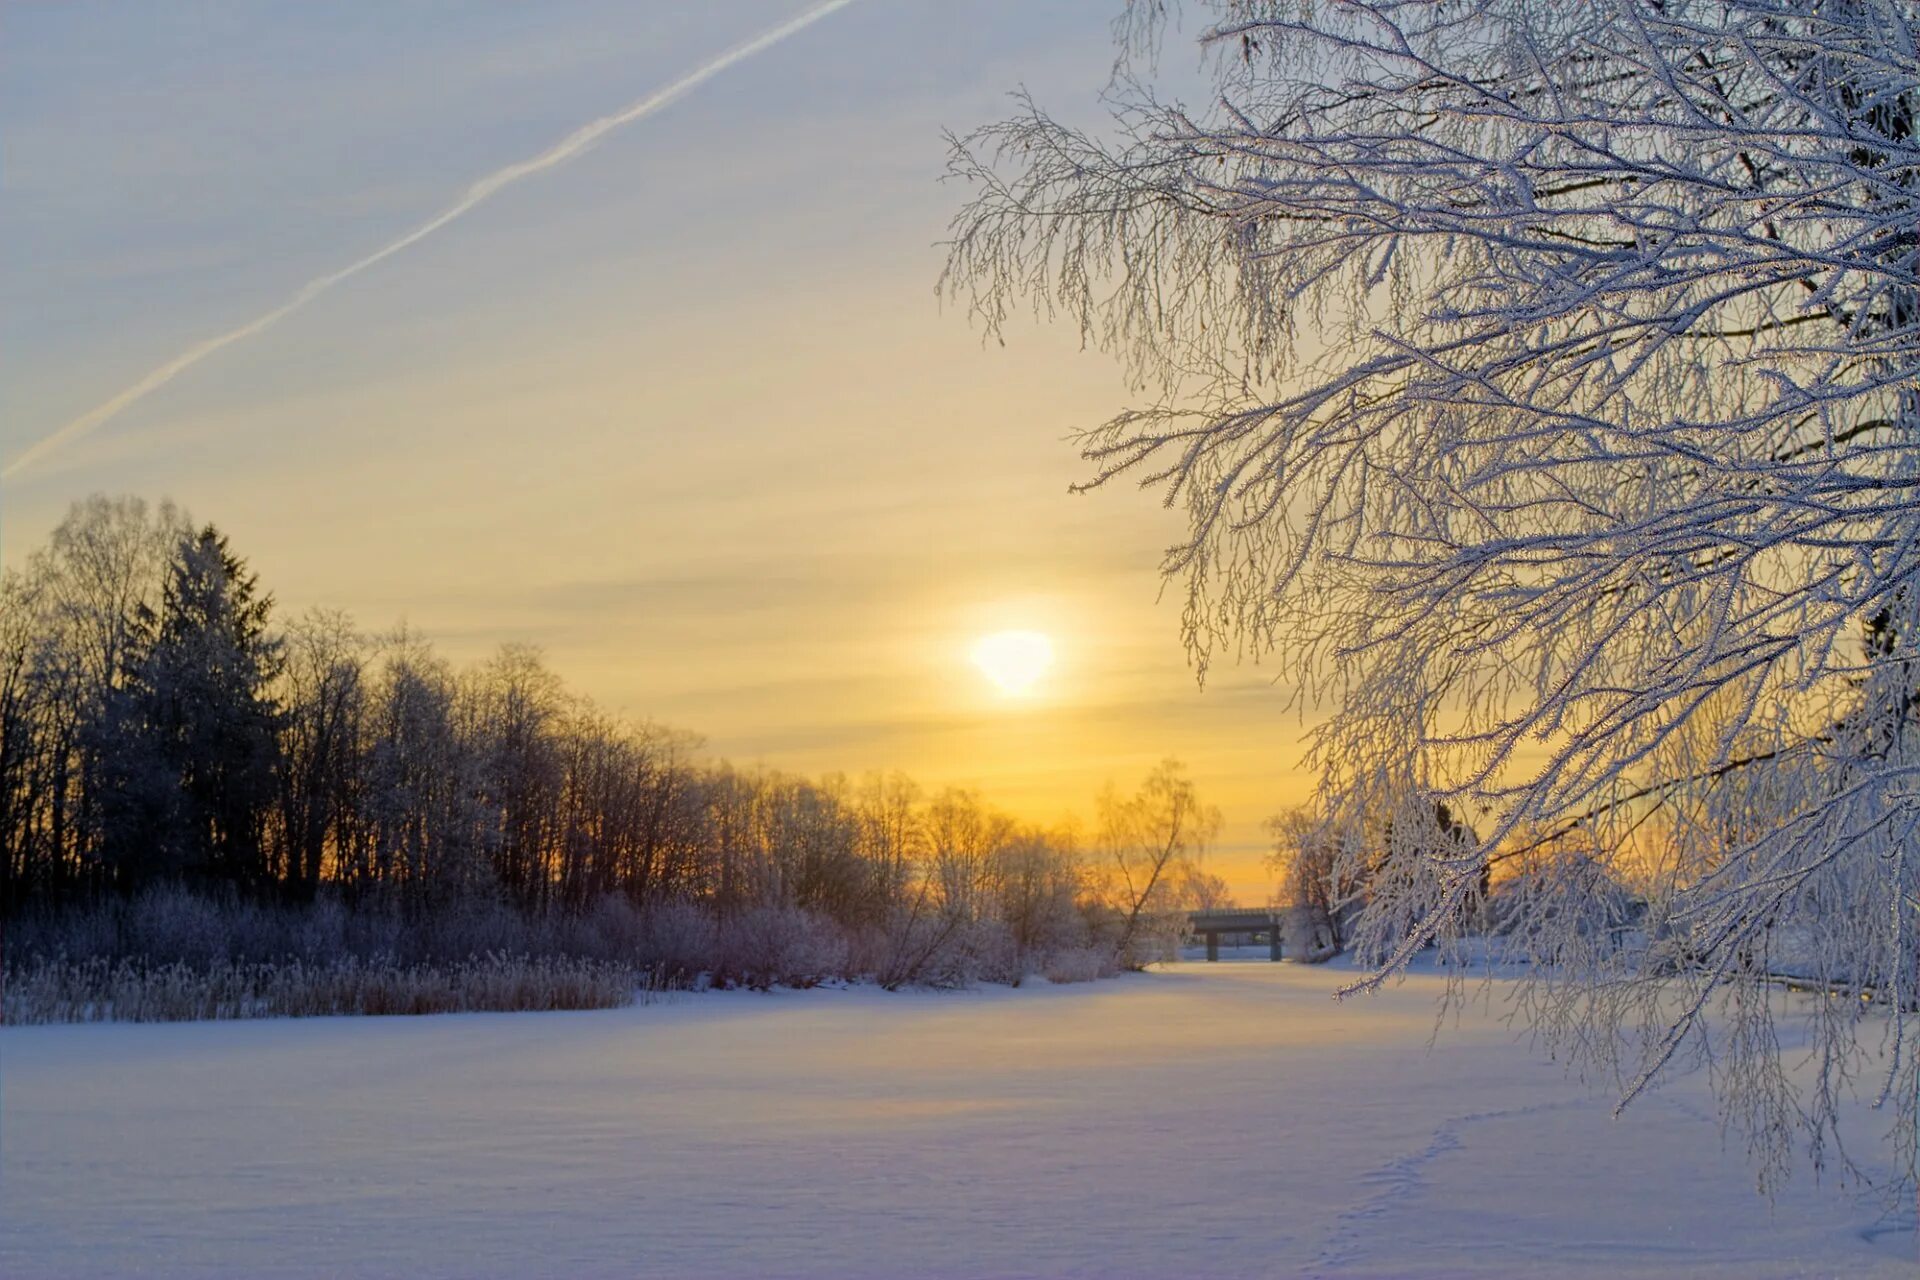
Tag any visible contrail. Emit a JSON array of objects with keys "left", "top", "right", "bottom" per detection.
[{"left": 3, "top": 0, "right": 856, "bottom": 482}]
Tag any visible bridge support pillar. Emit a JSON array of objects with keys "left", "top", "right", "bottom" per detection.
[
  {"left": 1205, "top": 931, "right": 1219, "bottom": 962},
  {"left": 1270, "top": 929, "right": 1283, "bottom": 962}
]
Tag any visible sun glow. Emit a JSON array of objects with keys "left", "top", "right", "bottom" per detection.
[{"left": 971, "top": 630, "right": 1054, "bottom": 697}]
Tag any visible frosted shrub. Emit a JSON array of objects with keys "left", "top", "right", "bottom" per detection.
[
  {"left": 325, "top": 901, "right": 396, "bottom": 959},
  {"left": 1281, "top": 905, "right": 1341, "bottom": 966},
  {"left": 717, "top": 905, "right": 849, "bottom": 990},
  {"left": 2, "top": 883, "right": 1140, "bottom": 1009},
  {"left": 124, "top": 885, "right": 231, "bottom": 967},
  {"left": 292, "top": 896, "right": 350, "bottom": 963},
  {"left": 953, "top": 918, "right": 1022, "bottom": 987},
  {"left": 873, "top": 906, "right": 958, "bottom": 990},
  {"left": 581, "top": 895, "right": 647, "bottom": 961},
  {"left": 1488, "top": 853, "right": 1645, "bottom": 961},
  {"left": 2, "top": 953, "right": 648, "bottom": 1024},
  {"left": 839, "top": 921, "right": 896, "bottom": 982},
  {"left": 872, "top": 908, "right": 1030, "bottom": 989},
  {"left": 1118, "top": 912, "right": 1185, "bottom": 970},
  {"left": 900, "top": 920, "right": 985, "bottom": 989},
  {"left": 409, "top": 896, "right": 536, "bottom": 963},
  {"left": 5, "top": 900, "right": 117, "bottom": 964},
  {"left": 636, "top": 899, "right": 718, "bottom": 983},
  {"left": 1040, "top": 946, "right": 1117, "bottom": 985}
]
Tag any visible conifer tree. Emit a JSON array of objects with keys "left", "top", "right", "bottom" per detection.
[{"left": 98, "top": 526, "right": 283, "bottom": 891}]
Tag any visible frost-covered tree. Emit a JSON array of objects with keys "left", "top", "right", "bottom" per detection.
[
  {"left": 1094, "top": 759, "right": 1221, "bottom": 965},
  {"left": 926, "top": 786, "right": 1015, "bottom": 924},
  {"left": 0, "top": 496, "right": 186, "bottom": 906},
  {"left": 469, "top": 644, "right": 566, "bottom": 908},
  {"left": 1270, "top": 807, "right": 1353, "bottom": 960},
  {"left": 358, "top": 629, "right": 485, "bottom": 906},
  {"left": 995, "top": 825, "right": 1089, "bottom": 972},
  {"left": 948, "top": 0, "right": 1920, "bottom": 1187},
  {"left": 277, "top": 609, "right": 365, "bottom": 901}
]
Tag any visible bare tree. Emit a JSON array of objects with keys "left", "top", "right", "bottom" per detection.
[
  {"left": 948, "top": 0, "right": 1920, "bottom": 1186},
  {"left": 469, "top": 644, "right": 566, "bottom": 907},
  {"left": 854, "top": 771, "right": 924, "bottom": 913},
  {"left": 925, "top": 787, "right": 1013, "bottom": 924},
  {"left": 1178, "top": 863, "right": 1236, "bottom": 914},
  {"left": 1095, "top": 759, "right": 1221, "bottom": 965},
  {"left": 0, "top": 497, "right": 186, "bottom": 905},
  {"left": 278, "top": 610, "right": 365, "bottom": 900},
  {"left": 361, "top": 629, "right": 483, "bottom": 906},
  {"left": 995, "top": 825, "right": 1087, "bottom": 976}
]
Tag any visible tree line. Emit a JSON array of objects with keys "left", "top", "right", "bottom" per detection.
[{"left": 2, "top": 496, "right": 1228, "bottom": 987}]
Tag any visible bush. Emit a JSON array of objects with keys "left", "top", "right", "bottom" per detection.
[
  {"left": 123, "top": 884, "right": 232, "bottom": 967},
  {"left": 1040, "top": 945, "right": 1118, "bottom": 984},
  {"left": 1282, "top": 903, "right": 1343, "bottom": 964},
  {"left": 634, "top": 900, "right": 719, "bottom": 984},
  {"left": 941, "top": 918, "right": 1021, "bottom": 987},
  {"left": 2, "top": 953, "right": 656, "bottom": 1025},
  {"left": 2, "top": 883, "right": 1136, "bottom": 1018},
  {"left": 715, "top": 905, "right": 850, "bottom": 990}
]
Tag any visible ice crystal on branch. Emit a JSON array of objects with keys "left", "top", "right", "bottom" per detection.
[{"left": 948, "top": 0, "right": 1920, "bottom": 1191}]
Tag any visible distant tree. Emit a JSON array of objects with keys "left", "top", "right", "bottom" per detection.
[
  {"left": 97, "top": 526, "right": 283, "bottom": 891},
  {"left": 995, "top": 825, "right": 1086, "bottom": 974},
  {"left": 360, "top": 629, "right": 484, "bottom": 907},
  {"left": 768, "top": 772, "right": 867, "bottom": 922},
  {"left": 925, "top": 787, "right": 1013, "bottom": 925},
  {"left": 553, "top": 709, "right": 657, "bottom": 908},
  {"left": 277, "top": 610, "right": 365, "bottom": 900},
  {"left": 1096, "top": 760, "right": 1221, "bottom": 966},
  {"left": 0, "top": 569, "right": 48, "bottom": 910},
  {"left": 854, "top": 771, "right": 924, "bottom": 915},
  {"left": 625, "top": 726, "right": 705, "bottom": 904},
  {"left": 1269, "top": 807, "right": 1350, "bottom": 961},
  {"left": 0, "top": 496, "right": 185, "bottom": 905},
  {"left": 470, "top": 644, "right": 566, "bottom": 907},
  {"left": 1177, "top": 864, "right": 1235, "bottom": 914},
  {"left": 701, "top": 764, "right": 758, "bottom": 916}
]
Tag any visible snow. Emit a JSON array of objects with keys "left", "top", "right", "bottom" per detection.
[{"left": 2, "top": 962, "right": 1910, "bottom": 1279}]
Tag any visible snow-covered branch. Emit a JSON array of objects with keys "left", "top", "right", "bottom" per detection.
[{"left": 950, "top": 0, "right": 1920, "bottom": 1191}]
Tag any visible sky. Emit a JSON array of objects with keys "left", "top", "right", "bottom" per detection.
[{"left": 0, "top": 1, "right": 1314, "bottom": 899}]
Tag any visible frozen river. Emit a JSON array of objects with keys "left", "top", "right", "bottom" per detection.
[{"left": 2, "top": 961, "right": 1909, "bottom": 1278}]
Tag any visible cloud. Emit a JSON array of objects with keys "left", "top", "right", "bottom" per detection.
[{"left": 2, "top": 0, "right": 857, "bottom": 482}]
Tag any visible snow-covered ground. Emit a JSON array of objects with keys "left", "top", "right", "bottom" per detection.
[{"left": 2, "top": 961, "right": 1911, "bottom": 1279}]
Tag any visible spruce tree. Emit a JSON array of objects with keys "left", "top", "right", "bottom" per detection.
[{"left": 98, "top": 526, "right": 283, "bottom": 892}]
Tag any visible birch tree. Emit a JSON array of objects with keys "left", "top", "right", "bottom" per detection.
[
  {"left": 0, "top": 497, "right": 185, "bottom": 904},
  {"left": 1097, "top": 760, "right": 1221, "bottom": 965},
  {"left": 948, "top": 0, "right": 1920, "bottom": 1187}
]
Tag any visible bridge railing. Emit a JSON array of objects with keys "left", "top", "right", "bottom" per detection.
[{"left": 1185, "top": 908, "right": 1285, "bottom": 961}]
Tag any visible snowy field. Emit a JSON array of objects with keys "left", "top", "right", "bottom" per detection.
[{"left": 2, "top": 961, "right": 1912, "bottom": 1280}]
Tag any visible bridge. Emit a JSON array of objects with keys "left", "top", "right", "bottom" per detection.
[{"left": 1187, "top": 908, "right": 1284, "bottom": 962}]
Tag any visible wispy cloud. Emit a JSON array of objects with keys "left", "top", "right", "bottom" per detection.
[{"left": 2, "top": 0, "right": 857, "bottom": 482}]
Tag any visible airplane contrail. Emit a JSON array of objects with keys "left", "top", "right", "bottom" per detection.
[{"left": 3, "top": 0, "right": 857, "bottom": 482}]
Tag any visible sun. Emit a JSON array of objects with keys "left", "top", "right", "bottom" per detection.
[{"left": 971, "top": 630, "right": 1054, "bottom": 697}]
